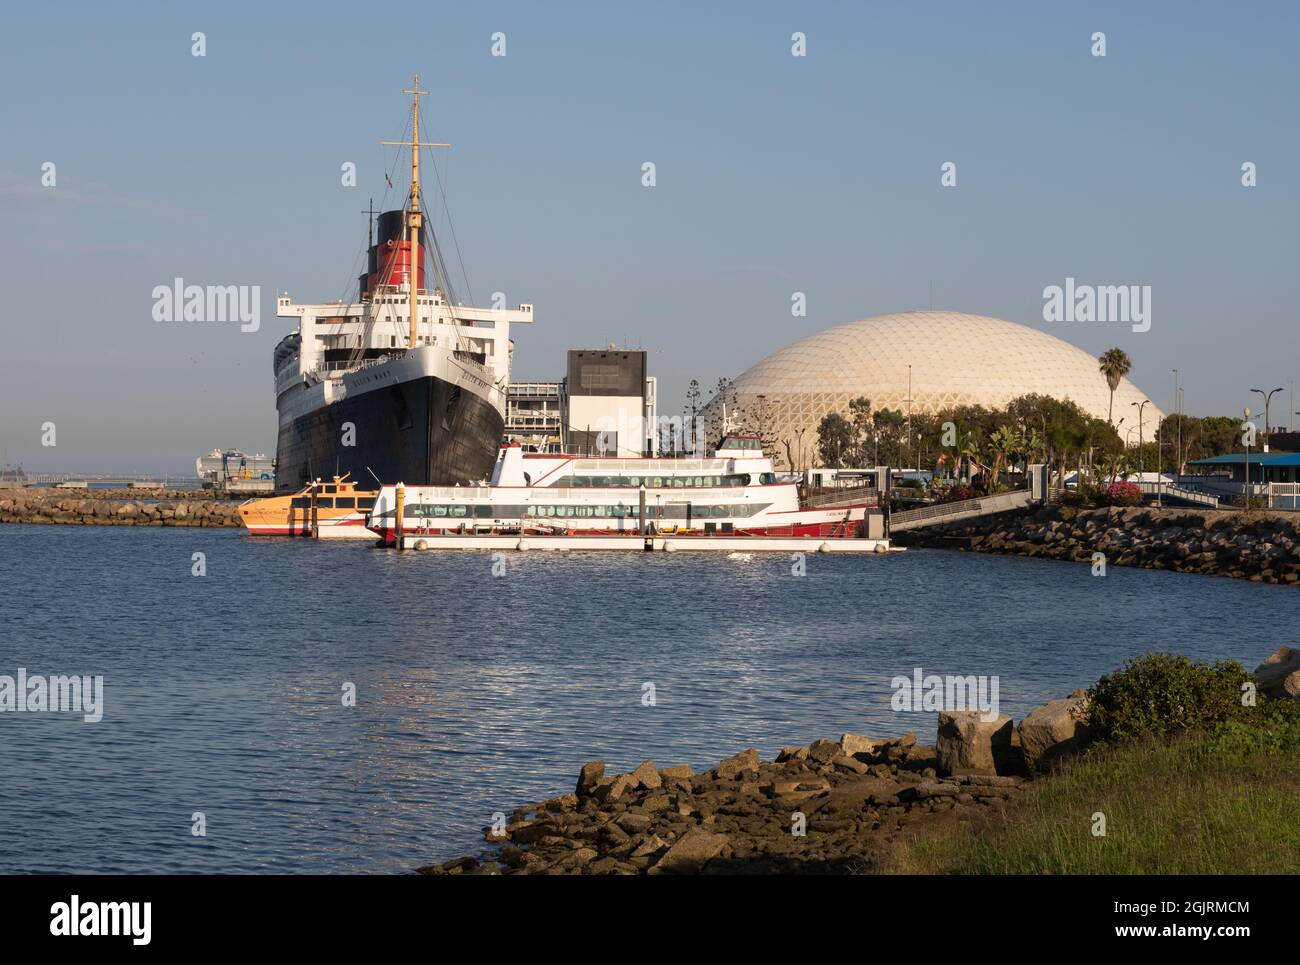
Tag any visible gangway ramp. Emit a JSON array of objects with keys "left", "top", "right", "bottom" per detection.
[{"left": 890, "top": 489, "right": 1033, "bottom": 532}]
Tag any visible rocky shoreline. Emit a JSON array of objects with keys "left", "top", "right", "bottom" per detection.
[
  {"left": 898, "top": 504, "right": 1300, "bottom": 585},
  {"left": 0, "top": 489, "right": 244, "bottom": 528},
  {"left": 418, "top": 693, "right": 1091, "bottom": 875},
  {"left": 419, "top": 645, "right": 1300, "bottom": 875}
]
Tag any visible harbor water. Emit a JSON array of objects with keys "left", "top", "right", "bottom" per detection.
[{"left": 0, "top": 523, "right": 1287, "bottom": 873}]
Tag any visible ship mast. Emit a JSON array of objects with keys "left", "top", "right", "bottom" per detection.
[{"left": 382, "top": 74, "right": 449, "bottom": 350}]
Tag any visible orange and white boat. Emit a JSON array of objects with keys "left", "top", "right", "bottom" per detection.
[{"left": 239, "top": 476, "right": 377, "bottom": 539}]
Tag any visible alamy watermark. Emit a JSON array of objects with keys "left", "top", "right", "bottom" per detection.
[
  {"left": 0, "top": 668, "right": 104, "bottom": 722},
  {"left": 50, "top": 895, "right": 150, "bottom": 945},
  {"left": 152, "top": 278, "right": 260, "bottom": 332},
  {"left": 890, "top": 667, "right": 1000, "bottom": 722},
  {"left": 1043, "top": 277, "right": 1151, "bottom": 333}
]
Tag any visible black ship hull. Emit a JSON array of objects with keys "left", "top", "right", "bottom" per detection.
[{"left": 275, "top": 375, "right": 503, "bottom": 493}]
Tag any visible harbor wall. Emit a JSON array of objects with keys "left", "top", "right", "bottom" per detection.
[
  {"left": 0, "top": 489, "right": 243, "bottom": 528},
  {"left": 897, "top": 504, "right": 1300, "bottom": 585}
]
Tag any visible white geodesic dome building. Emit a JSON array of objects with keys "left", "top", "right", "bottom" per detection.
[{"left": 704, "top": 311, "right": 1162, "bottom": 465}]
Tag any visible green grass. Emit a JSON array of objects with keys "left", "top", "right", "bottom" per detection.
[{"left": 899, "top": 723, "right": 1300, "bottom": 874}]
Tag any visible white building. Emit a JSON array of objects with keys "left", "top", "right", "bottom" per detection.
[{"left": 505, "top": 349, "right": 659, "bottom": 456}]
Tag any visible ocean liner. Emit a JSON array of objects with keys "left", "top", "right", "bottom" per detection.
[{"left": 271, "top": 76, "right": 534, "bottom": 493}]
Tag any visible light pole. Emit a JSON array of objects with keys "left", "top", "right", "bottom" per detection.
[
  {"left": 904, "top": 364, "right": 914, "bottom": 470},
  {"left": 1130, "top": 399, "right": 1150, "bottom": 476},
  {"left": 1250, "top": 387, "right": 1284, "bottom": 452},
  {"left": 1243, "top": 407, "right": 1253, "bottom": 507},
  {"left": 1176, "top": 387, "right": 1185, "bottom": 475},
  {"left": 1155, "top": 417, "right": 1162, "bottom": 508},
  {"left": 1171, "top": 369, "right": 1181, "bottom": 478}
]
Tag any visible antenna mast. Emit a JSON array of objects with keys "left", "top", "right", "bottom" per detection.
[{"left": 382, "top": 75, "right": 449, "bottom": 351}]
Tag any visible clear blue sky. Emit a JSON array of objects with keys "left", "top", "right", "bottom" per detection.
[{"left": 2, "top": 1, "right": 1297, "bottom": 472}]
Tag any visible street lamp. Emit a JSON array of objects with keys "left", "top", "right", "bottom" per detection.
[
  {"left": 1176, "top": 386, "right": 1185, "bottom": 474},
  {"left": 1250, "top": 387, "right": 1284, "bottom": 452},
  {"left": 1130, "top": 399, "right": 1150, "bottom": 476},
  {"left": 1243, "top": 407, "right": 1253, "bottom": 507}
]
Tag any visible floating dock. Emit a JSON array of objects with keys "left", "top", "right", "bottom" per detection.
[{"left": 397, "top": 533, "right": 897, "bottom": 553}]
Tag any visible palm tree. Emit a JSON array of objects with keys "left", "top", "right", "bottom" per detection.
[
  {"left": 1098, "top": 348, "right": 1132, "bottom": 426},
  {"left": 1100, "top": 448, "right": 1133, "bottom": 487},
  {"left": 959, "top": 432, "right": 982, "bottom": 486},
  {"left": 989, "top": 425, "right": 1021, "bottom": 490}
]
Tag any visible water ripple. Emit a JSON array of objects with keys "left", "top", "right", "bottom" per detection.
[{"left": 0, "top": 524, "right": 1289, "bottom": 872}]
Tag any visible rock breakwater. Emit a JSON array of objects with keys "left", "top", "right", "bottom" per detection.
[
  {"left": 900, "top": 505, "right": 1300, "bottom": 584},
  {"left": 0, "top": 489, "right": 244, "bottom": 528}
]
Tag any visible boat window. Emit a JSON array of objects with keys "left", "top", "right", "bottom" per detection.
[
  {"left": 315, "top": 498, "right": 333, "bottom": 508},
  {"left": 356, "top": 498, "right": 375, "bottom": 510},
  {"left": 334, "top": 497, "right": 355, "bottom": 508},
  {"left": 451, "top": 505, "right": 468, "bottom": 517},
  {"left": 627, "top": 476, "right": 640, "bottom": 487},
  {"left": 432, "top": 505, "right": 447, "bottom": 517},
  {"left": 760, "top": 473, "right": 777, "bottom": 484},
  {"left": 291, "top": 497, "right": 311, "bottom": 508}
]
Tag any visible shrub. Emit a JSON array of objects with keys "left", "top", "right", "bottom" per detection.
[
  {"left": 1086, "top": 652, "right": 1251, "bottom": 744},
  {"left": 1204, "top": 699, "right": 1300, "bottom": 758},
  {"left": 1105, "top": 481, "right": 1142, "bottom": 506}
]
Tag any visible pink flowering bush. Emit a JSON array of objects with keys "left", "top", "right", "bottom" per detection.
[{"left": 1105, "top": 481, "right": 1142, "bottom": 506}]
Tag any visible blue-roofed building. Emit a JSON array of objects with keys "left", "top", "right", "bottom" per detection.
[
  {"left": 1187, "top": 451, "right": 1300, "bottom": 508},
  {"left": 1188, "top": 451, "right": 1300, "bottom": 484}
]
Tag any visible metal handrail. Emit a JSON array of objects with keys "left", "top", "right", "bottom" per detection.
[
  {"left": 804, "top": 485, "right": 879, "bottom": 508},
  {"left": 891, "top": 488, "right": 1030, "bottom": 525}
]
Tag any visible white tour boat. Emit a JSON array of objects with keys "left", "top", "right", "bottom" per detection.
[{"left": 366, "top": 434, "right": 881, "bottom": 544}]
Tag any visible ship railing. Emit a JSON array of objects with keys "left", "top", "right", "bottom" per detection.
[
  {"left": 804, "top": 485, "right": 879, "bottom": 508},
  {"left": 566, "top": 458, "right": 723, "bottom": 473}
]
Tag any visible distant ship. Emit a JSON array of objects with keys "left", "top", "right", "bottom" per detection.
[
  {"left": 196, "top": 448, "right": 274, "bottom": 483},
  {"left": 0, "top": 463, "right": 26, "bottom": 484},
  {"left": 270, "top": 76, "right": 535, "bottom": 493}
]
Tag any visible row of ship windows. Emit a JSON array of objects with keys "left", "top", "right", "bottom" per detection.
[
  {"left": 289, "top": 497, "right": 375, "bottom": 509},
  {"left": 405, "top": 503, "right": 759, "bottom": 519},
  {"left": 555, "top": 473, "right": 777, "bottom": 489}
]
